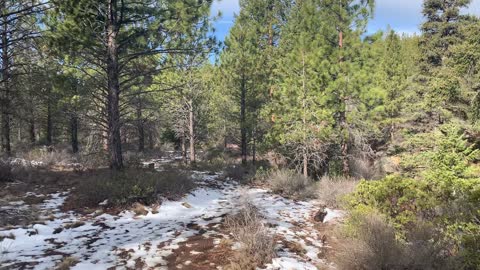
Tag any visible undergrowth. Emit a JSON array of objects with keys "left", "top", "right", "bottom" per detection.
[{"left": 67, "top": 168, "right": 195, "bottom": 209}]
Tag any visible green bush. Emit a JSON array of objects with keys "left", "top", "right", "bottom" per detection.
[{"left": 346, "top": 124, "right": 480, "bottom": 268}]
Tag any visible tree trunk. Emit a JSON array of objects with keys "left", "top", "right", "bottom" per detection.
[
  {"left": 106, "top": 0, "right": 123, "bottom": 169},
  {"left": 138, "top": 122, "right": 145, "bottom": 152},
  {"left": 103, "top": 130, "right": 108, "bottom": 151},
  {"left": 338, "top": 29, "right": 350, "bottom": 177},
  {"left": 29, "top": 113, "right": 35, "bottom": 144},
  {"left": 148, "top": 130, "right": 153, "bottom": 150},
  {"left": 188, "top": 98, "right": 195, "bottom": 164},
  {"left": 181, "top": 131, "right": 187, "bottom": 163},
  {"left": 70, "top": 115, "right": 79, "bottom": 153},
  {"left": 46, "top": 99, "right": 53, "bottom": 145},
  {"left": 136, "top": 100, "right": 145, "bottom": 152},
  {"left": 303, "top": 152, "right": 308, "bottom": 178},
  {"left": 341, "top": 129, "right": 349, "bottom": 176},
  {"left": 1, "top": 6, "right": 11, "bottom": 156},
  {"left": 17, "top": 120, "right": 22, "bottom": 141},
  {"left": 240, "top": 73, "right": 247, "bottom": 165},
  {"left": 252, "top": 128, "right": 256, "bottom": 166},
  {"left": 302, "top": 51, "right": 308, "bottom": 178}
]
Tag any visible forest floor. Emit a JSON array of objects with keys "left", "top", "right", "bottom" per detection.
[{"left": 0, "top": 158, "right": 343, "bottom": 270}]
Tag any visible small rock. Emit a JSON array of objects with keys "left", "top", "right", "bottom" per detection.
[
  {"left": 313, "top": 208, "right": 328, "bottom": 223},
  {"left": 182, "top": 202, "right": 192, "bottom": 208},
  {"left": 148, "top": 163, "right": 155, "bottom": 170}
]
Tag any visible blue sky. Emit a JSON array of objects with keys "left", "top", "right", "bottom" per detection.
[{"left": 211, "top": 0, "right": 480, "bottom": 42}]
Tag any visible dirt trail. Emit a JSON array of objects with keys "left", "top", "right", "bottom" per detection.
[{"left": 0, "top": 167, "right": 342, "bottom": 270}]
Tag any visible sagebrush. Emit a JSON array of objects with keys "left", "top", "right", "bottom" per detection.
[{"left": 267, "top": 169, "right": 316, "bottom": 199}]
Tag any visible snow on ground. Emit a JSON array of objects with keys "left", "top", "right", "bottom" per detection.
[{"left": 0, "top": 165, "right": 343, "bottom": 270}]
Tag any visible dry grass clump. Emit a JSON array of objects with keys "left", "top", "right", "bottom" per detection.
[
  {"left": 68, "top": 168, "right": 195, "bottom": 209},
  {"left": 0, "top": 233, "right": 15, "bottom": 242},
  {"left": 317, "top": 176, "right": 358, "bottom": 208},
  {"left": 267, "top": 169, "right": 316, "bottom": 200},
  {"left": 131, "top": 202, "right": 148, "bottom": 216},
  {"left": 20, "top": 148, "right": 74, "bottom": 167},
  {"left": 335, "top": 213, "right": 459, "bottom": 270},
  {"left": 336, "top": 213, "right": 401, "bottom": 270},
  {"left": 0, "top": 206, "right": 39, "bottom": 227},
  {"left": 225, "top": 202, "right": 276, "bottom": 270},
  {"left": 63, "top": 221, "right": 86, "bottom": 229},
  {"left": 56, "top": 256, "right": 79, "bottom": 270}
]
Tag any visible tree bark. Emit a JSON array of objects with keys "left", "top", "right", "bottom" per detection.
[
  {"left": 302, "top": 51, "right": 308, "bottom": 178},
  {"left": 1, "top": 5, "right": 11, "bottom": 156},
  {"left": 188, "top": 98, "right": 195, "bottom": 164},
  {"left": 148, "top": 130, "right": 153, "bottom": 150},
  {"left": 46, "top": 99, "right": 53, "bottom": 145},
  {"left": 136, "top": 99, "right": 145, "bottom": 152},
  {"left": 252, "top": 128, "right": 256, "bottom": 166},
  {"left": 29, "top": 113, "right": 35, "bottom": 144},
  {"left": 181, "top": 130, "right": 187, "bottom": 163},
  {"left": 70, "top": 115, "right": 79, "bottom": 153},
  {"left": 106, "top": 0, "right": 123, "bottom": 169},
  {"left": 240, "top": 73, "right": 247, "bottom": 165},
  {"left": 17, "top": 120, "right": 22, "bottom": 141},
  {"left": 338, "top": 29, "right": 350, "bottom": 177}
]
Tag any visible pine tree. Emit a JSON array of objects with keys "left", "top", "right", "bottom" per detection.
[
  {"left": 320, "top": 0, "right": 374, "bottom": 176},
  {"left": 1, "top": 0, "right": 45, "bottom": 155},
  {"left": 48, "top": 0, "right": 213, "bottom": 169},
  {"left": 419, "top": 0, "right": 472, "bottom": 121},
  {"left": 220, "top": 0, "right": 289, "bottom": 165},
  {"left": 266, "top": 0, "right": 334, "bottom": 176},
  {"left": 448, "top": 16, "right": 480, "bottom": 122}
]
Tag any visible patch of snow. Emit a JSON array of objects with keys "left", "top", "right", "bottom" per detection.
[
  {"left": 98, "top": 199, "right": 109, "bottom": 206},
  {"left": 265, "top": 257, "right": 318, "bottom": 270},
  {"left": 324, "top": 209, "right": 345, "bottom": 223},
  {"left": 1, "top": 162, "right": 342, "bottom": 270}
]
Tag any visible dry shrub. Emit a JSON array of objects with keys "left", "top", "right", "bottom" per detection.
[
  {"left": 317, "top": 176, "right": 358, "bottom": 208},
  {"left": 267, "top": 169, "right": 316, "bottom": 200},
  {"left": 63, "top": 221, "right": 85, "bottom": 229},
  {"left": 335, "top": 213, "right": 403, "bottom": 270},
  {"left": 0, "top": 206, "right": 39, "bottom": 227},
  {"left": 56, "top": 256, "right": 79, "bottom": 270},
  {"left": 131, "top": 202, "right": 148, "bottom": 216},
  {"left": 123, "top": 151, "right": 144, "bottom": 168},
  {"left": 69, "top": 169, "right": 195, "bottom": 209},
  {"left": 192, "top": 160, "right": 229, "bottom": 175},
  {"left": 21, "top": 148, "right": 74, "bottom": 167},
  {"left": 225, "top": 202, "right": 275, "bottom": 270},
  {"left": 336, "top": 213, "right": 459, "bottom": 270},
  {"left": 0, "top": 160, "right": 12, "bottom": 182},
  {"left": 224, "top": 165, "right": 253, "bottom": 183},
  {"left": 77, "top": 151, "right": 109, "bottom": 169}
]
